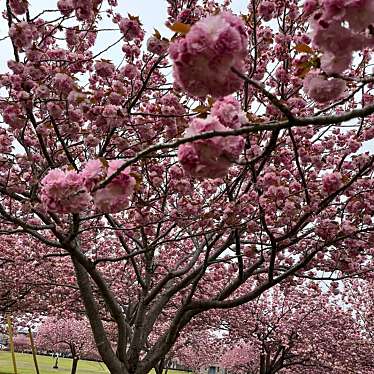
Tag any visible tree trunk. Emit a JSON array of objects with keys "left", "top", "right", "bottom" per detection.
[
  {"left": 52, "top": 355, "right": 59, "bottom": 369},
  {"left": 72, "top": 256, "right": 124, "bottom": 374},
  {"left": 71, "top": 357, "right": 79, "bottom": 374},
  {"left": 265, "top": 353, "right": 271, "bottom": 374},
  {"left": 260, "top": 353, "right": 266, "bottom": 374},
  {"left": 154, "top": 358, "right": 165, "bottom": 374},
  {"left": 70, "top": 343, "right": 79, "bottom": 374}
]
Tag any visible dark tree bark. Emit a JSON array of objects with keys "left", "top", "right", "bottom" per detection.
[
  {"left": 154, "top": 358, "right": 165, "bottom": 374},
  {"left": 70, "top": 344, "right": 79, "bottom": 374}
]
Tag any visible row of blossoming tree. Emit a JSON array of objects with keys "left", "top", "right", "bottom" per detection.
[
  {"left": 6, "top": 279, "right": 374, "bottom": 374},
  {"left": 174, "top": 281, "right": 374, "bottom": 373},
  {"left": 0, "top": 0, "right": 374, "bottom": 373}
]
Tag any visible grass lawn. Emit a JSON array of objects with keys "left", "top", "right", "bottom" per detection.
[
  {"left": 0, "top": 351, "right": 109, "bottom": 374},
  {"left": 0, "top": 351, "right": 190, "bottom": 374}
]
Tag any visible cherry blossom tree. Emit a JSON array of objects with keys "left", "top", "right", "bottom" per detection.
[
  {"left": 13, "top": 333, "right": 30, "bottom": 352},
  {"left": 0, "top": 236, "right": 82, "bottom": 316},
  {"left": 172, "top": 328, "right": 223, "bottom": 373},
  {"left": 36, "top": 317, "right": 97, "bottom": 374},
  {"left": 343, "top": 278, "right": 374, "bottom": 355},
  {"left": 0, "top": 0, "right": 373, "bottom": 374},
  {"left": 219, "top": 284, "right": 374, "bottom": 373},
  {"left": 167, "top": 283, "right": 374, "bottom": 373}
]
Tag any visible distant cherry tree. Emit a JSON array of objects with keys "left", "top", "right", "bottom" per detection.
[
  {"left": 13, "top": 333, "right": 30, "bottom": 352},
  {"left": 219, "top": 285, "right": 374, "bottom": 373},
  {"left": 36, "top": 317, "right": 96, "bottom": 374}
]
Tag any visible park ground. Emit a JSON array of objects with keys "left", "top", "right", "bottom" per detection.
[
  {"left": 0, "top": 351, "right": 188, "bottom": 374},
  {"left": 0, "top": 351, "right": 108, "bottom": 373}
]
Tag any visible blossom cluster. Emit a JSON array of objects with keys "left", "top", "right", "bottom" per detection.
[
  {"left": 157, "top": 94, "right": 186, "bottom": 139},
  {"left": 178, "top": 96, "right": 245, "bottom": 178},
  {"left": 40, "top": 160, "right": 136, "bottom": 214},
  {"left": 0, "top": 128, "right": 13, "bottom": 154},
  {"left": 9, "top": 0, "right": 28, "bottom": 15},
  {"left": 83, "top": 159, "right": 136, "bottom": 213},
  {"left": 303, "top": 72, "right": 346, "bottom": 103},
  {"left": 119, "top": 17, "right": 144, "bottom": 41},
  {"left": 94, "top": 60, "right": 115, "bottom": 78},
  {"left": 303, "top": 0, "right": 374, "bottom": 102},
  {"left": 310, "top": 0, "right": 374, "bottom": 74},
  {"left": 9, "top": 22, "right": 39, "bottom": 50},
  {"left": 322, "top": 171, "right": 343, "bottom": 194},
  {"left": 147, "top": 36, "right": 169, "bottom": 55},
  {"left": 57, "top": 0, "right": 102, "bottom": 20},
  {"left": 2, "top": 105, "right": 25, "bottom": 129},
  {"left": 258, "top": 1, "right": 276, "bottom": 22},
  {"left": 40, "top": 169, "right": 91, "bottom": 214},
  {"left": 169, "top": 12, "right": 248, "bottom": 97}
]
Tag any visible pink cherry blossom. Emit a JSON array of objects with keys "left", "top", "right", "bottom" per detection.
[
  {"left": 146, "top": 36, "right": 169, "bottom": 55},
  {"left": 0, "top": 128, "right": 13, "bottom": 153},
  {"left": 47, "top": 102, "right": 63, "bottom": 118},
  {"left": 119, "top": 17, "right": 144, "bottom": 41},
  {"left": 120, "top": 64, "right": 138, "bottom": 79},
  {"left": 169, "top": 12, "right": 247, "bottom": 97},
  {"left": 178, "top": 116, "right": 244, "bottom": 178},
  {"left": 53, "top": 73, "right": 75, "bottom": 94},
  {"left": 81, "top": 159, "right": 136, "bottom": 213},
  {"left": 320, "top": 51, "right": 352, "bottom": 75},
  {"left": 210, "top": 96, "right": 245, "bottom": 129},
  {"left": 95, "top": 60, "right": 115, "bottom": 78},
  {"left": 303, "top": 0, "right": 319, "bottom": 16},
  {"left": 2, "top": 105, "right": 25, "bottom": 129},
  {"left": 322, "top": 171, "right": 343, "bottom": 194},
  {"left": 303, "top": 72, "right": 346, "bottom": 103},
  {"left": 57, "top": 0, "right": 74, "bottom": 16},
  {"left": 9, "top": 22, "right": 38, "bottom": 50},
  {"left": 318, "top": 0, "right": 374, "bottom": 32},
  {"left": 40, "top": 169, "right": 91, "bottom": 213},
  {"left": 309, "top": 1, "right": 374, "bottom": 75},
  {"left": 91, "top": 160, "right": 136, "bottom": 213},
  {"left": 81, "top": 159, "right": 106, "bottom": 190},
  {"left": 73, "top": 0, "right": 97, "bottom": 21},
  {"left": 345, "top": 0, "right": 374, "bottom": 32},
  {"left": 9, "top": 0, "right": 28, "bottom": 15},
  {"left": 102, "top": 104, "right": 119, "bottom": 118},
  {"left": 258, "top": 1, "right": 276, "bottom": 21}
]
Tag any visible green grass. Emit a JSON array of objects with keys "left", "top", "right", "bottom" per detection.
[
  {"left": 0, "top": 351, "right": 189, "bottom": 374},
  {"left": 0, "top": 351, "right": 109, "bottom": 374}
]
